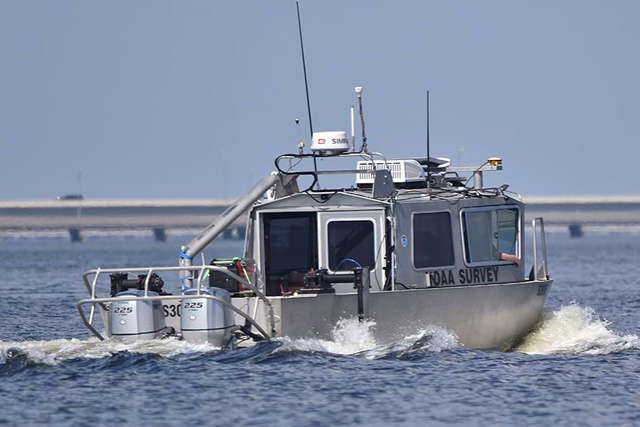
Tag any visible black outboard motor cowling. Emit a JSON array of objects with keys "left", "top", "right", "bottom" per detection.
[{"left": 110, "top": 273, "right": 167, "bottom": 297}]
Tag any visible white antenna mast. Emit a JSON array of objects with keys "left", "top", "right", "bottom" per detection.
[{"left": 350, "top": 105, "right": 355, "bottom": 151}]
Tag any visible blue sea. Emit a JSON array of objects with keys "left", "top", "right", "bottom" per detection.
[{"left": 1, "top": 231, "right": 639, "bottom": 426}]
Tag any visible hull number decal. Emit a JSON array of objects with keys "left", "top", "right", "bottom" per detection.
[{"left": 163, "top": 304, "right": 181, "bottom": 318}]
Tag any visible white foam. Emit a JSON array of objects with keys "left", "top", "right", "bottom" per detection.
[
  {"left": 274, "top": 317, "right": 459, "bottom": 358},
  {"left": 0, "top": 337, "right": 219, "bottom": 365},
  {"left": 516, "top": 304, "right": 640, "bottom": 355},
  {"left": 274, "top": 318, "right": 378, "bottom": 355}
]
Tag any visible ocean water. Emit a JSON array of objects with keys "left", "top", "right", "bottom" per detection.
[{"left": 1, "top": 232, "right": 639, "bottom": 426}]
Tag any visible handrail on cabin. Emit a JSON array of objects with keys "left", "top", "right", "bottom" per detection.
[{"left": 531, "top": 217, "right": 549, "bottom": 281}]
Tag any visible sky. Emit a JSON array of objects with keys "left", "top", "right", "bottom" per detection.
[{"left": 2, "top": 1, "right": 639, "bottom": 200}]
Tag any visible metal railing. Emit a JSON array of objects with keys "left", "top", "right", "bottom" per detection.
[
  {"left": 531, "top": 217, "right": 549, "bottom": 280},
  {"left": 78, "top": 265, "right": 276, "bottom": 341},
  {"left": 274, "top": 151, "right": 390, "bottom": 189}
]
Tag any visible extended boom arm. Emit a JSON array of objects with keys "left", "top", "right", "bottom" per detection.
[{"left": 179, "top": 173, "right": 279, "bottom": 287}]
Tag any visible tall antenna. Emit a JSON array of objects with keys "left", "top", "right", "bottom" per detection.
[
  {"left": 296, "top": 2, "right": 313, "bottom": 137},
  {"left": 426, "top": 90, "right": 431, "bottom": 189},
  {"left": 355, "top": 86, "right": 367, "bottom": 152}
]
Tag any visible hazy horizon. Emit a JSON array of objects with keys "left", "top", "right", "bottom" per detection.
[{"left": 2, "top": 1, "right": 639, "bottom": 200}]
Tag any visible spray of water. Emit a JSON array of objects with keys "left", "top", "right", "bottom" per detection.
[
  {"left": 273, "top": 318, "right": 378, "bottom": 355},
  {"left": 515, "top": 304, "right": 640, "bottom": 355},
  {"left": 274, "top": 317, "right": 459, "bottom": 358}
]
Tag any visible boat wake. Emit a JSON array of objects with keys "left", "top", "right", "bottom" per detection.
[
  {"left": 0, "top": 337, "right": 218, "bottom": 374},
  {"left": 4, "top": 304, "right": 636, "bottom": 374},
  {"left": 271, "top": 318, "right": 460, "bottom": 360},
  {"left": 0, "top": 318, "right": 460, "bottom": 373},
  {"left": 514, "top": 304, "right": 640, "bottom": 355}
]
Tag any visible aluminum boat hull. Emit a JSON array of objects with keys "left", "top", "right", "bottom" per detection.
[
  {"left": 267, "top": 279, "right": 552, "bottom": 350},
  {"left": 96, "top": 279, "right": 552, "bottom": 350}
]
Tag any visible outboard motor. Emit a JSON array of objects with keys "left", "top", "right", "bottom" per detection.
[
  {"left": 181, "top": 287, "right": 237, "bottom": 347},
  {"left": 109, "top": 273, "right": 168, "bottom": 341},
  {"left": 109, "top": 291, "right": 167, "bottom": 341}
]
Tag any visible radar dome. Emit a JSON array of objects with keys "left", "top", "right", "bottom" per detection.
[{"left": 311, "top": 131, "right": 349, "bottom": 155}]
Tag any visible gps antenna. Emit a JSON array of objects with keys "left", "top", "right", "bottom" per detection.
[{"left": 296, "top": 2, "right": 313, "bottom": 137}]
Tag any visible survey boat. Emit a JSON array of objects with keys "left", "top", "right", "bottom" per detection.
[{"left": 78, "top": 87, "right": 552, "bottom": 350}]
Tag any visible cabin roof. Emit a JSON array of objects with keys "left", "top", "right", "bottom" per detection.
[{"left": 255, "top": 184, "right": 521, "bottom": 212}]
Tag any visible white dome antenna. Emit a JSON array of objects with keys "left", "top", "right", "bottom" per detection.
[{"left": 311, "top": 131, "right": 349, "bottom": 156}]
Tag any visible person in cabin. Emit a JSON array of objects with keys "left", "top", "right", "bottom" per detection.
[{"left": 498, "top": 252, "right": 521, "bottom": 267}]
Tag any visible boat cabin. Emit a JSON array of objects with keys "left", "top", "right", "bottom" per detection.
[{"left": 244, "top": 155, "right": 525, "bottom": 296}]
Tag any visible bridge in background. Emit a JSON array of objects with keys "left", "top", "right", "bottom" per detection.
[
  {"left": 1, "top": 195, "right": 640, "bottom": 240},
  {"left": 524, "top": 195, "right": 640, "bottom": 225},
  {"left": 0, "top": 199, "right": 238, "bottom": 241}
]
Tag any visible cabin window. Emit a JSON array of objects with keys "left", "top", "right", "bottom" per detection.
[
  {"left": 328, "top": 220, "right": 375, "bottom": 271},
  {"left": 263, "top": 212, "right": 317, "bottom": 295},
  {"left": 462, "top": 207, "right": 519, "bottom": 265},
  {"left": 413, "top": 212, "right": 455, "bottom": 269}
]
